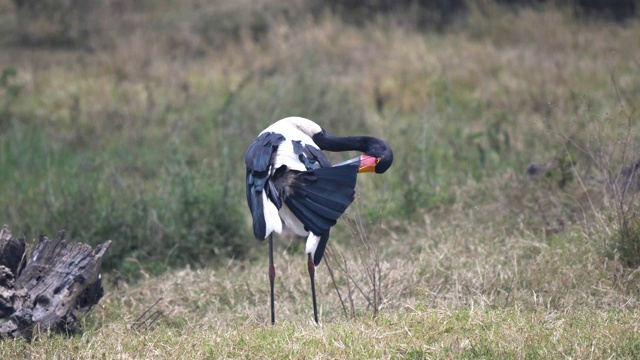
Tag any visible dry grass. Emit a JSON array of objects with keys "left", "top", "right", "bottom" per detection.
[
  {"left": 3, "top": 238, "right": 639, "bottom": 358},
  {"left": 4, "top": 307, "right": 639, "bottom": 359}
]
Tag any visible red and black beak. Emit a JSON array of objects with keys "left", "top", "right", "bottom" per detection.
[{"left": 333, "top": 154, "right": 379, "bottom": 173}]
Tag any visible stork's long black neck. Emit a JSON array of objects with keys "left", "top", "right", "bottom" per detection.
[
  {"left": 312, "top": 131, "right": 372, "bottom": 152},
  {"left": 312, "top": 130, "right": 393, "bottom": 174}
]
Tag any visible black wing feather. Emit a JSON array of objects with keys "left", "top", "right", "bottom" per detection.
[
  {"left": 245, "top": 132, "right": 286, "bottom": 240},
  {"left": 245, "top": 132, "right": 285, "bottom": 173},
  {"left": 282, "top": 164, "right": 358, "bottom": 235},
  {"left": 245, "top": 169, "right": 266, "bottom": 239},
  {"left": 304, "top": 145, "right": 332, "bottom": 168},
  {"left": 292, "top": 140, "right": 332, "bottom": 170}
]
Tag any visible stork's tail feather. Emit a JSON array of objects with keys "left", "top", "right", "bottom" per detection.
[
  {"left": 284, "top": 164, "right": 358, "bottom": 236},
  {"left": 313, "top": 232, "right": 330, "bottom": 266}
]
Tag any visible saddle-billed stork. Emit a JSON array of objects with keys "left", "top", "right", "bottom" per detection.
[{"left": 245, "top": 116, "right": 393, "bottom": 324}]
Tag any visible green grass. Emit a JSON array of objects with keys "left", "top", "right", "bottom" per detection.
[{"left": 1, "top": 0, "right": 640, "bottom": 357}]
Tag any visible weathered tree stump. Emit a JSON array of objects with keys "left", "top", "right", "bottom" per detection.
[{"left": 0, "top": 225, "right": 110, "bottom": 339}]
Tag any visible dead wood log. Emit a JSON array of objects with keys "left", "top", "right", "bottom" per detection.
[
  {"left": 0, "top": 225, "right": 25, "bottom": 278},
  {"left": 0, "top": 225, "right": 111, "bottom": 339}
]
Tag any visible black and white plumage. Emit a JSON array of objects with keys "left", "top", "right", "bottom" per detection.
[{"left": 245, "top": 116, "right": 393, "bottom": 324}]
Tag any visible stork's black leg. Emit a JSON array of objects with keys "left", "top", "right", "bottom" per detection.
[
  {"left": 269, "top": 234, "right": 276, "bottom": 325},
  {"left": 308, "top": 253, "right": 319, "bottom": 324}
]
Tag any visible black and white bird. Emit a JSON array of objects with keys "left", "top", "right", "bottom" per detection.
[{"left": 245, "top": 116, "right": 393, "bottom": 324}]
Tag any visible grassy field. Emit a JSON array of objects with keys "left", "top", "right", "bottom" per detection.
[{"left": 1, "top": 0, "right": 640, "bottom": 358}]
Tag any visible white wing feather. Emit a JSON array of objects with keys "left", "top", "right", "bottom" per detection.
[{"left": 263, "top": 191, "right": 282, "bottom": 237}]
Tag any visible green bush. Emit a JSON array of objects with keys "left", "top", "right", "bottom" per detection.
[{"left": 0, "top": 117, "right": 248, "bottom": 278}]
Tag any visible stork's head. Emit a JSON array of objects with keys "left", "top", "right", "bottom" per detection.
[
  {"left": 330, "top": 137, "right": 393, "bottom": 174},
  {"left": 355, "top": 138, "right": 393, "bottom": 174}
]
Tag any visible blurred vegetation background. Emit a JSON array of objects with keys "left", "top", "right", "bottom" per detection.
[{"left": 0, "top": 0, "right": 639, "bottom": 280}]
